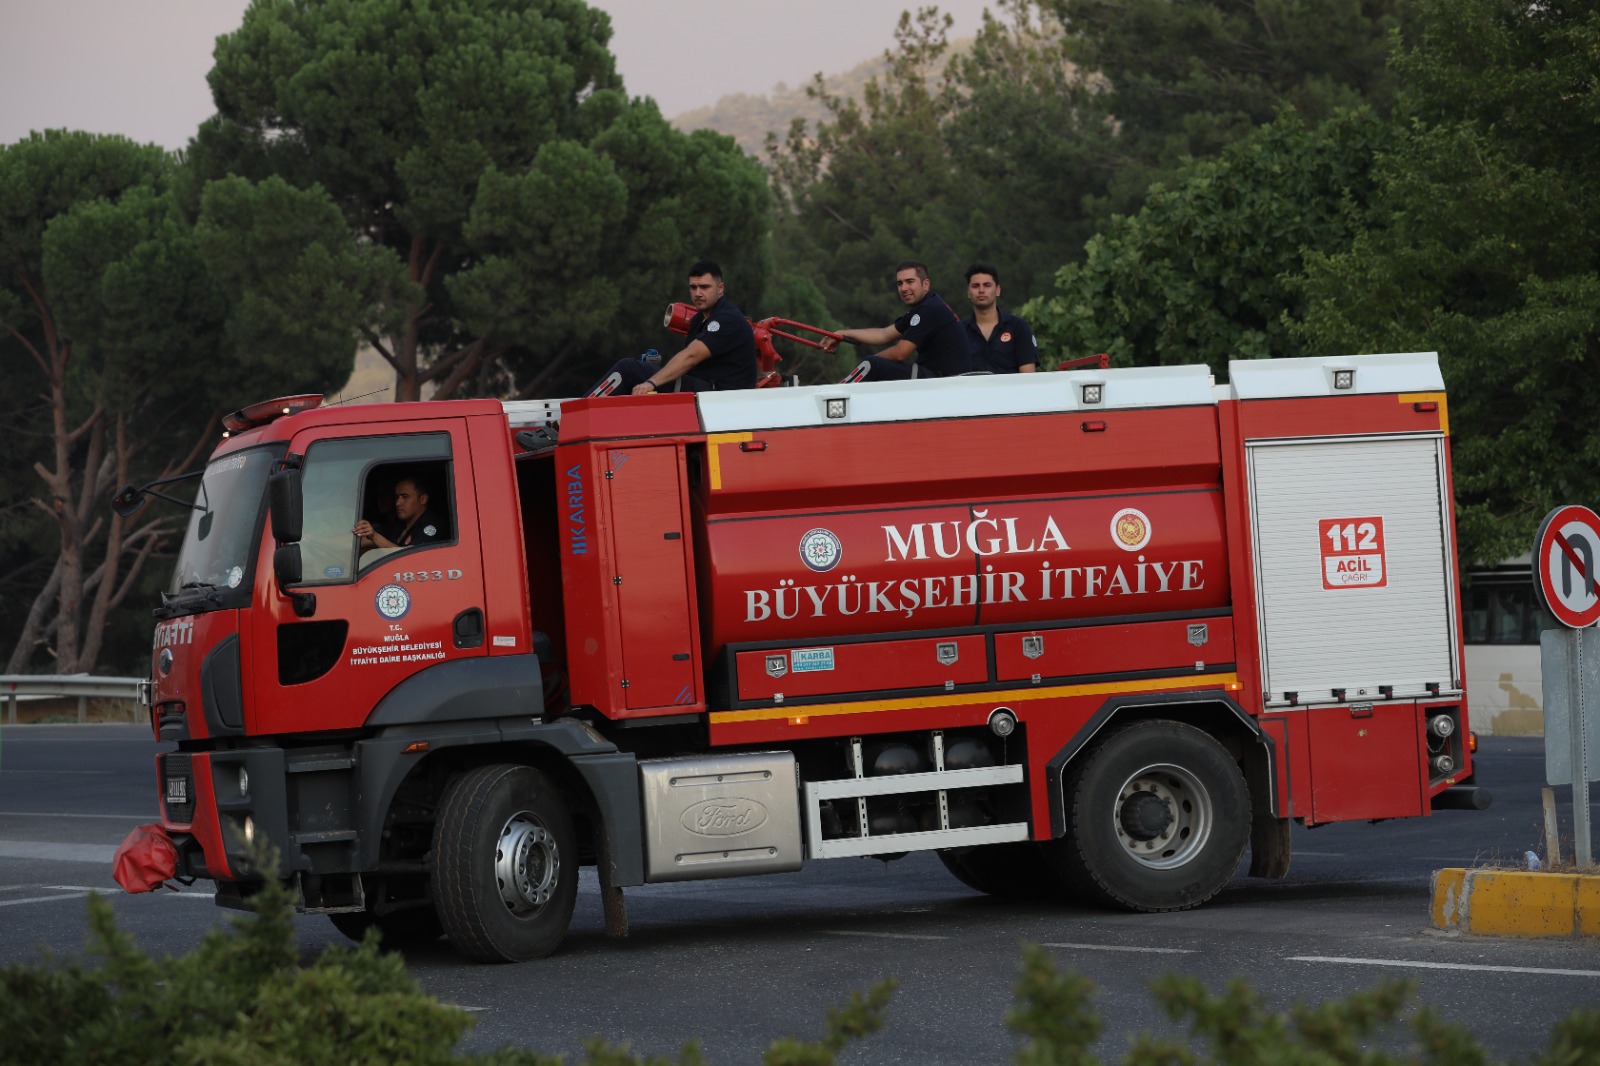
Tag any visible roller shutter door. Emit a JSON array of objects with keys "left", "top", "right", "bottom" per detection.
[{"left": 1248, "top": 435, "right": 1459, "bottom": 703}]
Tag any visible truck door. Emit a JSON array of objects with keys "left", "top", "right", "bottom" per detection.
[
  {"left": 1247, "top": 433, "right": 1458, "bottom": 821},
  {"left": 250, "top": 421, "right": 489, "bottom": 735},
  {"left": 1247, "top": 433, "right": 1460, "bottom": 702}
]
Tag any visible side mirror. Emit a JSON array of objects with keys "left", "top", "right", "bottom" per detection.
[
  {"left": 273, "top": 543, "right": 316, "bottom": 618},
  {"left": 111, "top": 485, "right": 147, "bottom": 518},
  {"left": 273, "top": 543, "right": 302, "bottom": 586},
  {"left": 268, "top": 466, "right": 303, "bottom": 544}
]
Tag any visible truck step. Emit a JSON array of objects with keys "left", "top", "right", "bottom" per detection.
[
  {"left": 292, "top": 828, "right": 359, "bottom": 844},
  {"left": 286, "top": 755, "right": 356, "bottom": 774},
  {"left": 806, "top": 821, "right": 1030, "bottom": 860}
]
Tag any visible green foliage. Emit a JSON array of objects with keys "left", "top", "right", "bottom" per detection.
[
  {"left": 0, "top": 128, "right": 375, "bottom": 674},
  {"left": 1291, "top": 0, "right": 1600, "bottom": 565},
  {"left": 194, "top": 174, "right": 399, "bottom": 399},
  {"left": 1024, "top": 106, "right": 1394, "bottom": 372},
  {"left": 1049, "top": 0, "right": 1400, "bottom": 219},
  {"left": 5, "top": 879, "right": 1599, "bottom": 1065},
  {"left": 201, "top": 0, "right": 771, "bottom": 400},
  {"left": 765, "top": 0, "right": 1401, "bottom": 349},
  {"left": 767, "top": 7, "right": 962, "bottom": 343}
]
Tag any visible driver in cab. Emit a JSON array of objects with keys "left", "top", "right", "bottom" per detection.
[{"left": 353, "top": 476, "right": 444, "bottom": 552}]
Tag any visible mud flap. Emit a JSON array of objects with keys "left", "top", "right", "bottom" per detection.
[{"left": 1248, "top": 808, "right": 1292, "bottom": 878}]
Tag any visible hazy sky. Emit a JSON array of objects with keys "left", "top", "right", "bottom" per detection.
[{"left": 0, "top": 0, "right": 996, "bottom": 150}]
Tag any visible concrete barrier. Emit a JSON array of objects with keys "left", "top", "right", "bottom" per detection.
[{"left": 1432, "top": 867, "right": 1600, "bottom": 939}]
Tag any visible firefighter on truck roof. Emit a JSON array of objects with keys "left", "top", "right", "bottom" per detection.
[
  {"left": 823, "top": 259, "right": 972, "bottom": 381},
  {"left": 588, "top": 259, "right": 759, "bottom": 396},
  {"left": 963, "top": 262, "right": 1038, "bottom": 374}
]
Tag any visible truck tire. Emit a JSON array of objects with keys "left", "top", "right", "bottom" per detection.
[
  {"left": 1045, "top": 720, "right": 1249, "bottom": 912},
  {"left": 328, "top": 906, "right": 444, "bottom": 949},
  {"left": 938, "top": 842, "right": 1056, "bottom": 899},
  {"left": 434, "top": 763, "right": 577, "bottom": 962}
]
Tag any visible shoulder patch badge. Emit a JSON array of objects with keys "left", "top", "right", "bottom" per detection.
[
  {"left": 707, "top": 320, "right": 721, "bottom": 332},
  {"left": 910, "top": 314, "right": 921, "bottom": 326},
  {"left": 424, "top": 525, "right": 437, "bottom": 536}
]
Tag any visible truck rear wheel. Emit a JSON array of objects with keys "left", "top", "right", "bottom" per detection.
[
  {"left": 434, "top": 764, "right": 577, "bottom": 962},
  {"left": 938, "top": 842, "right": 1055, "bottom": 899},
  {"left": 1045, "top": 720, "right": 1249, "bottom": 912}
]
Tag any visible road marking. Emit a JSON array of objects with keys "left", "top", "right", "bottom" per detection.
[
  {"left": 820, "top": 930, "right": 949, "bottom": 941},
  {"left": 0, "top": 841, "right": 118, "bottom": 864},
  {"left": 1044, "top": 942, "right": 1197, "bottom": 954},
  {"left": 1290, "top": 956, "right": 1600, "bottom": 978},
  {"left": 1291, "top": 851, "right": 1345, "bottom": 857},
  {"left": 0, "top": 770, "right": 114, "bottom": 775},
  {"left": 0, "top": 811, "right": 152, "bottom": 820},
  {"left": 47, "top": 883, "right": 216, "bottom": 899},
  {"left": 0, "top": 891, "right": 91, "bottom": 908}
]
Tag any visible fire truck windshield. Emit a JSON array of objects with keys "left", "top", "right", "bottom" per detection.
[{"left": 169, "top": 447, "right": 279, "bottom": 596}]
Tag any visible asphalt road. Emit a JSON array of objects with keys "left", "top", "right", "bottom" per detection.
[{"left": 2, "top": 725, "right": 1596, "bottom": 1063}]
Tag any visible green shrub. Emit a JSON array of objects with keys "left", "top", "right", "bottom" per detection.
[{"left": 3, "top": 862, "right": 1596, "bottom": 1065}]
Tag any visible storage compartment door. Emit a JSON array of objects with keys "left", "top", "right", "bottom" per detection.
[
  {"left": 1248, "top": 435, "right": 1458, "bottom": 702},
  {"left": 605, "top": 446, "right": 699, "bottom": 712}
]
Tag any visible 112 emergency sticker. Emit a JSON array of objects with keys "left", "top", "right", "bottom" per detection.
[{"left": 1319, "top": 516, "right": 1387, "bottom": 589}]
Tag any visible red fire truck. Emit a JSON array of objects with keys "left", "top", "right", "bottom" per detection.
[{"left": 121, "top": 351, "right": 1488, "bottom": 962}]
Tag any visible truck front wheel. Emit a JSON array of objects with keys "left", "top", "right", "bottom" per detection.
[
  {"left": 434, "top": 764, "right": 577, "bottom": 962},
  {"left": 1045, "top": 721, "right": 1249, "bottom": 912}
]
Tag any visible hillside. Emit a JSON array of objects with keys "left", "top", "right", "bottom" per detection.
[{"left": 670, "top": 53, "right": 889, "bottom": 158}]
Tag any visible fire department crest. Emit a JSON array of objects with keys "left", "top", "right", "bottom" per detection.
[
  {"left": 375, "top": 583, "right": 411, "bottom": 620},
  {"left": 765, "top": 654, "right": 788, "bottom": 678},
  {"left": 799, "top": 528, "right": 842, "bottom": 572},
  {"left": 1110, "top": 507, "right": 1152, "bottom": 552}
]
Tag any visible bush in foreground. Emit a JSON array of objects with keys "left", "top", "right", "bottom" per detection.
[{"left": 3, "top": 866, "right": 1596, "bottom": 1065}]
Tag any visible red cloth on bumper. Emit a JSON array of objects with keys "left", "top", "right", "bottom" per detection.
[{"left": 112, "top": 823, "right": 178, "bottom": 893}]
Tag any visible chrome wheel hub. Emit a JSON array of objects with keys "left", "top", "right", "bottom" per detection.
[
  {"left": 495, "top": 812, "right": 559, "bottom": 915},
  {"left": 1112, "top": 763, "right": 1212, "bottom": 870}
]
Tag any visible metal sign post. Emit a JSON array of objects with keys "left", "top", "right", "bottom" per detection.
[{"left": 1533, "top": 505, "right": 1600, "bottom": 868}]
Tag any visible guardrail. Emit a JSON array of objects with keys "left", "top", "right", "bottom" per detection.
[{"left": 1, "top": 675, "right": 146, "bottom": 724}]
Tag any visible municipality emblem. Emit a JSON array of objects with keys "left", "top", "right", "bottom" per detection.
[
  {"left": 375, "top": 583, "right": 411, "bottom": 620},
  {"left": 1000, "top": 331, "right": 1012, "bottom": 343},
  {"left": 1110, "top": 507, "right": 1152, "bottom": 552},
  {"left": 799, "top": 528, "right": 842, "bottom": 572}
]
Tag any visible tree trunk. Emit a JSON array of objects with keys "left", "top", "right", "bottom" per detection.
[{"left": 5, "top": 557, "right": 63, "bottom": 674}]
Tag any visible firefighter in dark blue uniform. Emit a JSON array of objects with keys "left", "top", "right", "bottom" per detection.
[
  {"left": 822, "top": 260, "right": 971, "bottom": 380},
  {"left": 589, "top": 260, "right": 758, "bottom": 396},
  {"left": 963, "top": 262, "right": 1038, "bottom": 374}
]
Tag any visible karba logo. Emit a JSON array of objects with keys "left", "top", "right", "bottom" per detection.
[{"left": 565, "top": 464, "right": 587, "bottom": 555}]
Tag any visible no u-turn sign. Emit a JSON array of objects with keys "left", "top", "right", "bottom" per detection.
[{"left": 1534, "top": 505, "right": 1600, "bottom": 628}]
